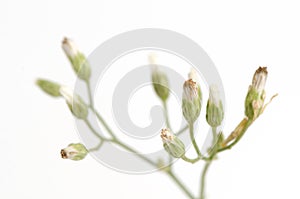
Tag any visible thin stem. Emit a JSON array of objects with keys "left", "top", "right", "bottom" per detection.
[
  {"left": 199, "top": 127, "right": 217, "bottom": 199},
  {"left": 89, "top": 140, "right": 104, "bottom": 152},
  {"left": 200, "top": 161, "right": 212, "bottom": 199},
  {"left": 86, "top": 80, "right": 94, "bottom": 109},
  {"left": 176, "top": 125, "right": 189, "bottom": 136},
  {"left": 167, "top": 171, "right": 195, "bottom": 199},
  {"left": 110, "top": 139, "right": 157, "bottom": 166},
  {"left": 83, "top": 119, "right": 108, "bottom": 141},
  {"left": 93, "top": 110, "right": 117, "bottom": 139},
  {"left": 162, "top": 100, "right": 171, "bottom": 130},
  {"left": 189, "top": 123, "right": 201, "bottom": 156},
  {"left": 181, "top": 155, "right": 201, "bottom": 164}
]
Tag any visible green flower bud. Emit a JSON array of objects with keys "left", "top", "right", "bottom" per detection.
[
  {"left": 206, "top": 85, "right": 224, "bottom": 127},
  {"left": 36, "top": 79, "right": 61, "bottom": 97},
  {"left": 245, "top": 67, "right": 267, "bottom": 120},
  {"left": 182, "top": 79, "right": 202, "bottom": 124},
  {"left": 60, "top": 143, "right": 88, "bottom": 161},
  {"left": 60, "top": 86, "right": 88, "bottom": 119},
  {"left": 161, "top": 129, "right": 185, "bottom": 158},
  {"left": 62, "top": 38, "right": 91, "bottom": 81},
  {"left": 149, "top": 53, "right": 170, "bottom": 101}
]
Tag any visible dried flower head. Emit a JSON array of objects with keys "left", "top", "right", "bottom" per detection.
[{"left": 245, "top": 67, "right": 268, "bottom": 120}]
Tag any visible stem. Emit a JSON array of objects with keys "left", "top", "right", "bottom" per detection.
[
  {"left": 162, "top": 100, "right": 171, "bottom": 130},
  {"left": 89, "top": 140, "right": 104, "bottom": 152},
  {"left": 217, "top": 120, "right": 252, "bottom": 153},
  {"left": 167, "top": 171, "right": 195, "bottom": 199},
  {"left": 181, "top": 155, "right": 201, "bottom": 164},
  {"left": 93, "top": 110, "right": 117, "bottom": 139},
  {"left": 110, "top": 139, "right": 157, "bottom": 166},
  {"left": 189, "top": 123, "right": 201, "bottom": 156},
  {"left": 83, "top": 119, "right": 108, "bottom": 141},
  {"left": 176, "top": 125, "right": 189, "bottom": 136},
  {"left": 200, "top": 161, "right": 212, "bottom": 199},
  {"left": 86, "top": 80, "right": 94, "bottom": 109}
]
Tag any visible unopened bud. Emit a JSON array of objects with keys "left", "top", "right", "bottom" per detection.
[
  {"left": 206, "top": 85, "right": 224, "bottom": 127},
  {"left": 161, "top": 129, "right": 185, "bottom": 158},
  {"left": 61, "top": 143, "right": 88, "bottom": 161},
  {"left": 245, "top": 67, "right": 268, "bottom": 120},
  {"left": 60, "top": 86, "right": 88, "bottom": 119},
  {"left": 36, "top": 79, "right": 61, "bottom": 97},
  {"left": 62, "top": 37, "right": 91, "bottom": 81},
  {"left": 149, "top": 54, "right": 170, "bottom": 101},
  {"left": 182, "top": 79, "right": 202, "bottom": 124}
]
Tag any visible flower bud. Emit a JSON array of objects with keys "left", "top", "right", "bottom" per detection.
[
  {"left": 62, "top": 37, "right": 91, "bottom": 81},
  {"left": 149, "top": 53, "right": 170, "bottom": 101},
  {"left": 61, "top": 143, "right": 88, "bottom": 161},
  {"left": 36, "top": 79, "right": 61, "bottom": 97},
  {"left": 161, "top": 128, "right": 185, "bottom": 158},
  {"left": 60, "top": 86, "right": 88, "bottom": 119},
  {"left": 182, "top": 79, "right": 202, "bottom": 124},
  {"left": 245, "top": 67, "right": 268, "bottom": 120},
  {"left": 206, "top": 85, "right": 224, "bottom": 127}
]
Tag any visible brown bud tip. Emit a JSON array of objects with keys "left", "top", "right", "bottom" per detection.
[{"left": 60, "top": 149, "right": 68, "bottom": 159}]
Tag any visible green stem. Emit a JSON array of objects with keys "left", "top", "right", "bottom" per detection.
[
  {"left": 110, "top": 139, "right": 157, "bottom": 166},
  {"left": 167, "top": 171, "right": 195, "bottom": 199},
  {"left": 93, "top": 110, "right": 117, "bottom": 139},
  {"left": 200, "top": 161, "right": 212, "bottom": 199},
  {"left": 176, "top": 125, "right": 189, "bottom": 136},
  {"left": 181, "top": 155, "right": 201, "bottom": 164},
  {"left": 83, "top": 119, "right": 109, "bottom": 141},
  {"left": 162, "top": 100, "right": 171, "bottom": 130},
  {"left": 189, "top": 123, "right": 201, "bottom": 156},
  {"left": 86, "top": 80, "right": 94, "bottom": 109},
  {"left": 89, "top": 140, "right": 104, "bottom": 152},
  {"left": 200, "top": 127, "right": 218, "bottom": 199}
]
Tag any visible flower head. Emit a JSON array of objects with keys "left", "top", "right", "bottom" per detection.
[
  {"left": 149, "top": 53, "right": 170, "bottom": 101},
  {"left": 182, "top": 79, "right": 202, "bottom": 124},
  {"left": 161, "top": 129, "right": 185, "bottom": 158},
  {"left": 62, "top": 37, "right": 91, "bottom": 81},
  {"left": 60, "top": 86, "right": 88, "bottom": 119},
  {"left": 252, "top": 66, "right": 268, "bottom": 93},
  {"left": 61, "top": 143, "right": 88, "bottom": 161},
  {"left": 36, "top": 79, "right": 61, "bottom": 97},
  {"left": 206, "top": 85, "right": 224, "bottom": 127},
  {"left": 245, "top": 67, "right": 268, "bottom": 120}
]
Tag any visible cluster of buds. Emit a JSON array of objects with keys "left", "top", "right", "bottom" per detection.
[
  {"left": 62, "top": 38, "right": 91, "bottom": 81},
  {"left": 61, "top": 143, "right": 88, "bottom": 161},
  {"left": 245, "top": 67, "right": 268, "bottom": 120},
  {"left": 161, "top": 129, "right": 185, "bottom": 158},
  {"left": 182, "top": 79, "right": 202, "bottom": 124},
  {"left": 149, "top": 53, "right": 170, "bottom": 102}
]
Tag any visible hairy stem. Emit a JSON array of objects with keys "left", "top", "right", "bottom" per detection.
[
  {"left": 189, "top": 123, "right": 201, "bottom": 156},
  {"left": 162, "top": 100, "right": 171, "bottom": 130},
  {"left": 167, "top": 171, "right": 195, "bottom": 199},
  {"left": 200, "top": 161, "right": 212, "bottom": 199}
]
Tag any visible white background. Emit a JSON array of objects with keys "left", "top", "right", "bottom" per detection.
[{"left": 1, "top": 0, "right": 299, "bottom": 198}]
